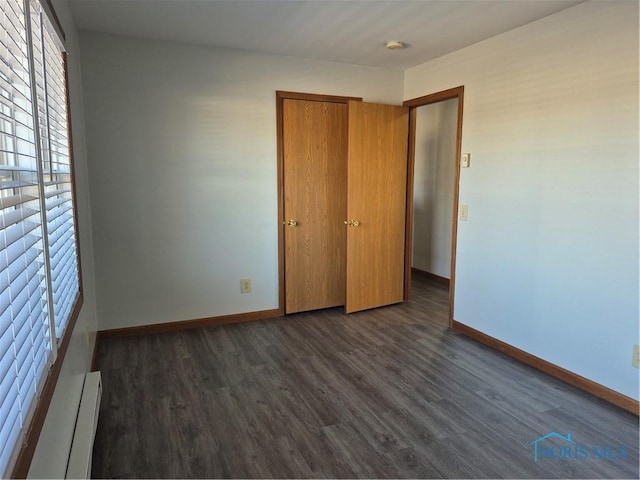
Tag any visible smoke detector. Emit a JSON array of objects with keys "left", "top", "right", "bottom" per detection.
[{"left": 385, "top": 40, "right": 405, "bottom": 50}]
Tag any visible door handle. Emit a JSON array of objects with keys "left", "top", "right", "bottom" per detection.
[
  {"left": 284, "top": 219, "right": 298, "bottom": 227},
  {"left": 344, "top": 220, "right": 360, "bottom": 227}
]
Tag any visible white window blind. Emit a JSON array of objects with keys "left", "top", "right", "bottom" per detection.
[
  {"left": 0, "top": 0, "right": 79, "bottom": 476},
  {"left": 31, "top": 0, "right": 78, "bottom": 338}
]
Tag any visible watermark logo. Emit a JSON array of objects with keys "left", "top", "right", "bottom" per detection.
[{"left": 529, "top": 432, "right": 627, "bottom": 462}]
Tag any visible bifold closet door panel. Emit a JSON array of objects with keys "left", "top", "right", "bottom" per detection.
[
  {"left": 283, "top": 99, "right": 347, "bottom": 314},
  {"left": 346, "top": 101, "right": 409, "bottom": 313}
]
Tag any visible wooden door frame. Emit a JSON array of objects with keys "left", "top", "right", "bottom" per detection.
[
  {"left": 402, "top": 86, "right": 464, "bottom": 326},
  {"left": 276, "top": 91, "right": 362, "bottom": 316}
]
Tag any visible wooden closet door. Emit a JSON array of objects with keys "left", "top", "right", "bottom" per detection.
[
  {"left": 283, "top": 99, "right": 347, "bottom": 313},
  {"left": 346, "top": 101, "right": 409, "bottom": 313}
]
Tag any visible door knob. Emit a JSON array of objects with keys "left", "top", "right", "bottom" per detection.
[
  {"left": 285, "top": 219, "right": 298, "bottom": 227},
  {"left": 344, "top": 220, "right": 360, "bottom": 227}
]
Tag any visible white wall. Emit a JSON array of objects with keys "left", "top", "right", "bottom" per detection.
[
  {"left": 412, "top": 99, "right": 457, "bottom": 278},
  {"left": 28, "top": 0, "right": 98, "bottom": 478},
  {"left": 79, "top": 32, "right": 403, "bottom": 330},
  {"left": 405, "top": 0, "right": 639, "bottom": 399}
]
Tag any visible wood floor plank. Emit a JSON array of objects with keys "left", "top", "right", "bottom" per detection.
[
  {"left": 322, "top": 422, "right": 398, "bottom": 478},
  {"left": 387, "top": 446, "right": 448, "bottom": 478},
  {"left": 92, "top": 277, "right": 639, "bottom": 479}
]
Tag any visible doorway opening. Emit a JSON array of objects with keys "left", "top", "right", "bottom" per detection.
[{"left": 403, "top": 87, "right": 464, "bottom": 326}]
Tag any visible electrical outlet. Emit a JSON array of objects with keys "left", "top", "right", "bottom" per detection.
[
  {"left": 240, "top": 278, "right": 252, "bottom": 294},
  {"left": 633, "top": 345, "right": 640, "bottom": 369}
]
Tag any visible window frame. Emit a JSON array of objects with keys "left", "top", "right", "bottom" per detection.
[{"left": 4, "top": 1, "right": 84, "bottom": 477}]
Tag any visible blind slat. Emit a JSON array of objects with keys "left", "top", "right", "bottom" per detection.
[
  {"left": 0, "top": 392, "right": 20, "bottom": 451},
  {"left": 52, "top": 257, "right": 74, "bottom": 296},
  {"left": 49, "top": 235, "right": 72, "bottom": 267},
  {"left": 0, "top": 232, "right": 41, "bottom": 273},
  {"left": 0, "top": 219, "right": 40, "bottom": 251},
  {"left": 0, "top": 164, "right": 37, "bottom": 173},
  {"left": 0, "top": 347, "right": 18, "bottom": 403},
  {"left": 0, "top": 179, "right": 36, "bottom": 190},
  {"left": 0, "top": 407, "right": 20, "bottom": 475},
  {"left": 51, "top": 245, "right": 74, "bottom": 282},
  {"left": 44, "top": 196, "right": 69, "bottom": 210},
  {"left": 0, "top": 206, "right": 37, "bottom": 229},
  {"left": 44, "top": 211, "right": 70, "bottom": 236},
  {"left": 0, "top": 193, "right": 37, "bottom": 210},
  {"left": 0, "top": 249, "right": 43, "bottom": 297},
  {"left": 46, "top": 220, "right": 69, "bottom": 247}
]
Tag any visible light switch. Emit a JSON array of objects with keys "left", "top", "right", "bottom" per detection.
[
  {"left": 461, "top": 153, "right": 470, "bottom": 168},
  {"left": 460, "top": 205, "right": 468, "bottom": 221}
]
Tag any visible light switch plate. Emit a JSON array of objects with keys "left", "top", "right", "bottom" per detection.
[
  {"left": 633, "top": 345, "right": 640, "bottom": 368},
  {"left": 461, "top": 153, "right": 470, "bottom": 168},
  {"left": 460, "top": 205, "right": 468, "bottom": 221}
]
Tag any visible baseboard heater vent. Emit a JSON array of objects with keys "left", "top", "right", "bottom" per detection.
[{"left": 65, "top": 371, "right": 102, "bottom": 479}]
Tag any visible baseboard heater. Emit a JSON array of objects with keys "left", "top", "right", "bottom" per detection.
[{"left": 65, "top": 371, "right": 102, "bottom": 479}]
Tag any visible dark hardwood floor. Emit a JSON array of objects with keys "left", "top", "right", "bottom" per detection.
[{"left": 92, "top": 276, "right": 639, "bottom": 478}]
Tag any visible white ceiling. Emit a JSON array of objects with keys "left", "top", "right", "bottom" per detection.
[{"left": 67, "top": 0, "right": 584, "bottom": 69}]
